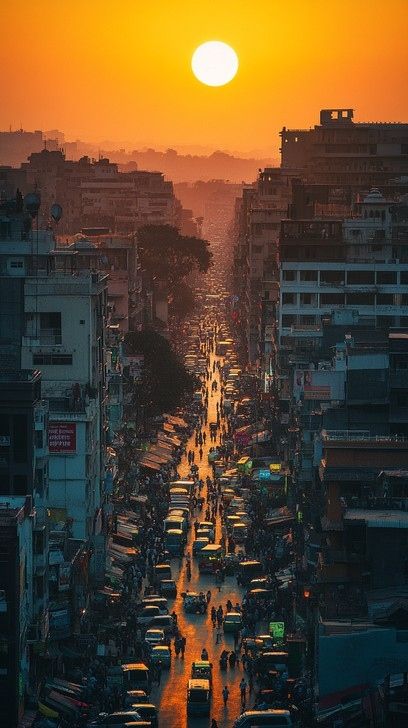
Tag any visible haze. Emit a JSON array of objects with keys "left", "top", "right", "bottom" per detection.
[{"left": 1, "top": 0, "right": 408, "bottom": 154}]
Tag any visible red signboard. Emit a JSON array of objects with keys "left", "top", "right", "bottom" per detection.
[{"left": 48, "top": 422, "right": 77, "bottom": 453}]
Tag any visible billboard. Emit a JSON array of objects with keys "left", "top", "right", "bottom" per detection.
[
  {"left": 294, "top": 369, "right": 345, "bottom": 402},
  {"left": 48, "top": 422, "right": 77, "bottom": 453}
]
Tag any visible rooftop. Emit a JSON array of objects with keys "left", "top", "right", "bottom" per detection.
[{"left": 344, "top": 509, "right": 408, "bottom": 528}]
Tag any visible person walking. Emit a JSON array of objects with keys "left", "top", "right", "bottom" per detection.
[
  {"left": 211, "top": 719, "right": 219, "bottom": 728},
  {"left": 222, "top": 685, "right": 230, "bottom": 706},
  {"left": 181, "top": 635, "right": 186, "bottom": 658},
  {"left": 156, "top": 660, "right": 162, "bottom": 686},
  {"left": 239, "top": 678, "right": 247, "bottom": 705}
]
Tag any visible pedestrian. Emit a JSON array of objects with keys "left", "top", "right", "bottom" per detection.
[
  {"left": 240, "top": 677, "right": 247, "bottom": 704},
  {"left": 211, "top": 719, "right": 219, "bottom": 728},
  {"left": 222, "top": 685, "right": 230, "bottom": 706},
  {"left": 181, "top": 635, "right": 186, "bottom": 658},
  {"left": 199, "top": 447, "right": 203, "bottom": 461},
  {"left": 156, "top": 660, "right": 162, "bottom": 685}
]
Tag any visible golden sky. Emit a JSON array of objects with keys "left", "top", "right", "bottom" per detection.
[{"left": 1, "top": 0, "right": 407, "bottom": 154}]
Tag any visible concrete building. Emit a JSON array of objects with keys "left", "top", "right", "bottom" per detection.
[
  {"left": 0, "top": 202, "right": 108, "bottom": 575},
  {"left": 280, "top": 108, "right": 408, "bottom": 189},
  {"left": 0, "top": 496, "right": 35, "bottom": 727}
]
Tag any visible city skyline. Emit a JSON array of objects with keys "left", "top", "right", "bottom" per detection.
[{"left": 1, "top": 0, "right": 407, "bottom": 154}]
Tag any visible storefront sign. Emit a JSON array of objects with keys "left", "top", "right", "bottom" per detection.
[
  {"left": 269, "top": 621, "right": 285, "bottom": 639},
  {"left": 48, "top": 422, "right": 76, "bottom": 453}
]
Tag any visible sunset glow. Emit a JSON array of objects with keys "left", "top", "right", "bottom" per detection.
[{"left": 1, "top": 0, "right": 407, "bottom": 153}]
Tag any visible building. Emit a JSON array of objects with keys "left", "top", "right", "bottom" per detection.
[
  {"left": 0, "top": 200, "right": 109, "bottom": 577},
  {"left": 281, "top": 108, "right": 408, "bottom": 189},
  {"left": 0, "top": 496, "right": 35, "bottom": 727}
]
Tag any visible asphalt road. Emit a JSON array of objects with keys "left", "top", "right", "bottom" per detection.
[{"left": 150, "top": 351, "right": 251, "bottom": 727}]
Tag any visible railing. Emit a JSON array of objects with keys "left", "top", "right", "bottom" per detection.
[{"left": 322, "top": 429, "right": 408, "bottom": 442}]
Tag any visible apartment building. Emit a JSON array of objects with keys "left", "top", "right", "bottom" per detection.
[
  {"left": 279, "top": 192, "right": 408, "bottom": 362},
  {"left": 0, "top": 201, "right": 108, "bottom": 578},
  {"left": 281, "top": 108, "right": 408, "bottom": 188}
]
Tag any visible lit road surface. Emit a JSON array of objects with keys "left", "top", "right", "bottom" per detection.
[{"left": 150, "top": 350, "right": 248, "bottom": 727}]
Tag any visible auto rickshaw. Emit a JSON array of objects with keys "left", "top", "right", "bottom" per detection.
[
  {"left": 191, "top": 660, "right": 213, "bottom": 687},
  {"left": 187, "top": 678, "right": 211, "bottom": 716}
]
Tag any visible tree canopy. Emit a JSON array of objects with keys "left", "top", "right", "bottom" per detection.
[
  {"left": 125, "top": 328, "right": 197, "bottom": 416},
  {"left": 137, "top": 224, "right": 212, "bottom": 285}
]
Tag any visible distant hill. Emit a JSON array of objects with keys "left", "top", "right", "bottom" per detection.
[{"left": 117, "top": 148, "right": 277, "bottom": 184}]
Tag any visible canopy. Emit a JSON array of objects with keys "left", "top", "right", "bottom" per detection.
[{"left": 139, "top": 459, "right": 161, "bottom": 471}]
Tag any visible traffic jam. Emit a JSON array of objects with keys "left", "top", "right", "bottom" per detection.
[{"left": 34, "top": 247, "right": 310, "bottom": 728}]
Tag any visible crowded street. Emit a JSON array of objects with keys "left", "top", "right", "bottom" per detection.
[{"left": 30, "top": 236, "right": 310, "bottom": 728}]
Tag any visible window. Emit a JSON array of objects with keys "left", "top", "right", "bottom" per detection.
[
  {"left": 282, "top": 270, "right": 296, "bottom": 281},
  {"left": 281, "top": 315, "right": 296, "bottom": 327},
  {"left": 40, "top": 312, "right": 61, "bottom": 330},
  {"left": 299, "top": 315, "right": 317, "bottom": 325},
  {"left": 320, "top": 293, "right": 345, "bottom": 305},
  {"left": 320, "top": 270, "right": 345, "bottom": 284},
  {"left": 34, "top": 530, "right": 45, "bottom": 555},
  {"left": 377, "top": 294, "right": 394, "bottom": 305},
  {"left": 282, "top": 293, "right": 296, "bottom": 305},
  {"left": 299, "top": 270, "right": 317, "bottom": 281},
  {"left": 300, "top": 293, "right": 315, "bottom": 305},
  {"left": 33, "top": 354, "right": 72, "bottom": 365},
  {"left": 35, "top": 430, "right": 43, "bottom": 449},
  {"left": 401, "top": 272, "right": 408, "bottom": 285},
  {"left": 347, "top": 293, "right": 375, "bottom": 305},
  {"left": 377, "top": 271, "right": 397, "bottom": 284},
  {"left": 347, "top": 270, "right": 375, "bottom": 284},
  {"left": 9, "top": 260, "right": 24, "bottom": 269},
  {"left": 252, "top": 244, "right": 262, "bottom": 254}
]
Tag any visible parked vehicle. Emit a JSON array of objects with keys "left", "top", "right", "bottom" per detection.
[
  {"left": 120, "top": 664, "right": 150, "bottom": 694},
  {"left": 123, "top": 691, "right": 149, "bottom": 707},
  {"left": 237, "top": 560, "right": 263, "bottom": 586},
  {"left": 164, "top": 529, "right": 184, "bottom": 556},
  {"left": 87, "top": 710, "right": 143, "bottom": 726},
  {"left": 137, "top": 605, "right": 161, "bottom": 626},
  {"left": 144, "top": 629, "right": 165, "bottom": 647},
  {"left": 150, "top": 614, "right": 176, "bottom": 635},
  {"left": 127, "top": 704, "right": 158, "bottom": 728},
  {"left": 232, "top": 709, "right": 293, "bottom": 727},
  {"left": 158, "top": 579, "right": 177, "bottom": 597},
  {"left": 141, "top": 597, "right": 168, "bottom": 614},
  {"left": 149, "top": 645, "right": 171, "bottom": 668},
  {"left": 192, "top": 537, "right": 210, "bottom": 556}
]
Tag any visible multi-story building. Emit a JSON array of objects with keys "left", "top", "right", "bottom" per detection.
[
  {"left": 0, "top": 200, "right": 108, "bottom": 577},
  {"left": 279, "top": 192, "right": 408, "bottom": 363},
  {"left": 281, "top": 108, "right": 408, "bottom": 188},
  {"left": 0, "top": 496, "right": 35, "bottom": 727}
]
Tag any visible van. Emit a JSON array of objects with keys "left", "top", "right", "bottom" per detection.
[
  {"left": 151, "top": 614, "right": 176, "bottom": 635},
  {"left": 120, "top": 664, "right": 151, "bottom": 694}
]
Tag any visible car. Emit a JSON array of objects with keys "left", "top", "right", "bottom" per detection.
[
  {"left": 141, "top": 597, "right": 169, "bottom": 615},
  {"left": 123, "top": 691, "right": 149, "bottom": 707},
  {"left": 149, "top": 645, "right": 171, "bottom": 668},
  {"left": 192, "top": 537, "right": 210, "bottom": 556},
  {"left": 182, "top": 592, "right": 207, "bottom": 614},
  {"left": 191, "top": 660, "right": 213, "bottom": 687},
  {"left": 144, "top": 629, "right": 165, "bottom": 647},
  {"left": 199, "top": 521, "right": 215, "bottom": 539},
  {"left": 137, "top": 605, "right": 161, "bottom": 626},
  {"left": 89, "top": 711, "right": 143, "bottom": 726},
  {"left": 232, "top": 709, "right": 293, "bottom": 727},
  {"left": 150, "top": 614, "right": 176, "bottom": 635},
  {"left": 127, "top": 704, "right": 158, "bottom": 728},
  {"left": 223, "top": 611, "right": 243, "bottom": 633},
  {"left": 196, "top": 527, "right": 213, "bottom": 542},
  {"left": 158, "top": 579, "right": 177, "bottom": 597}
]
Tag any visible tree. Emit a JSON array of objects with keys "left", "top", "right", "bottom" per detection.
[
  {"left": 138, "top": 224, "right": 212, "bottom": 286},
  {"left": 125, "top": 328, "right": 198, "bottom": 416},
  {"left": 169, "top": 280, "right": 196, "bottom": 318}
]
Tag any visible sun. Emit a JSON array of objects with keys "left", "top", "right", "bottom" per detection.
[{"left": 191, "top": 41, "right": 239, "bottom": 87}]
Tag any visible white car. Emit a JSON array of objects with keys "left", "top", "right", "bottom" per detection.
[{"left": 144, "top": 628, "right": 165, "bottom": 647}]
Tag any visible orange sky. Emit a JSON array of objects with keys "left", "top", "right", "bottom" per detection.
[{"left": 1, "top": 0, "right": 407, "bottom": 154}]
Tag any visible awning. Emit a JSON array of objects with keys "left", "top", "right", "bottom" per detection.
[
  {"left": 139, "top": 459, "right": 161, "bottom": 471},
  {"left": 158, "top": 431, "right": 181, "bottom": 446},
  {"left": 163, "top": 414, "right": 189, "bottom": 429}
]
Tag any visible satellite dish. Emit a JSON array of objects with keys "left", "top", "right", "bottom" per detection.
[
  {"left": 51, "top": 203, "right": 63, "bottom": 222},
  {"left": 24, "top": 192, "right": 41, "bottom": 218}
]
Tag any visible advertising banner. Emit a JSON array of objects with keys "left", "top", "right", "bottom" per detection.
[{"left": 48, "top": 422, "right": 77, "bottom": 453}]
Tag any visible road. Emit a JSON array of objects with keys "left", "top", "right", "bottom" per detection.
[{"left": 150, "top": 348, "right": 248, "bottom": 727}]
